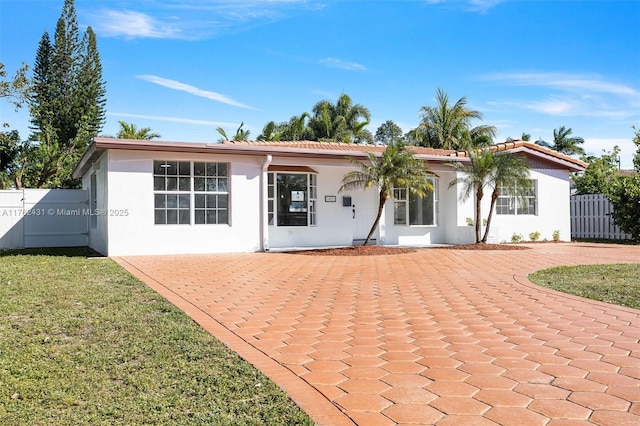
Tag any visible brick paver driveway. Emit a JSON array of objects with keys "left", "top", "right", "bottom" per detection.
[{"left": 116, "top": 243, "right": 640, "bottom": 426}]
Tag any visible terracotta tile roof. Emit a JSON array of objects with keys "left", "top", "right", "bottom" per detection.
[
  {"left": 455, "top": 140, "right": 588, "bottom": 170},
  {"left": 225, "top": 140, "right": 587, "bottom": 170},
  {"left": 73, "top": 137, "right": 587, "bottom": 179},
  {"left": 223, "top": 140, "right": 460, "bottom": 157}
]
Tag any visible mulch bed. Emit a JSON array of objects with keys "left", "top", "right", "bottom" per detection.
[{"left": 290, "top": 243, "right": 531, "bottom": 256}]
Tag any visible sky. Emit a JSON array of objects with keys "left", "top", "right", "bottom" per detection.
[{"left": 1, "top": 0, "right": 639, "bottom": 167}]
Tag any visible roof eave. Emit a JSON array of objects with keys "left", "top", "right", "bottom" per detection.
[
  {"left": 73, "top": 138, "right": 584, "bottom": 179},
  {"left": 507, "top": 145, "right": 587, "bottom": 172},
  {"left": 73, "top": 138, "right": 465, "bottom": 177},
  {"left": 72, "top": 141, "right": 101, "bottom": 179}
]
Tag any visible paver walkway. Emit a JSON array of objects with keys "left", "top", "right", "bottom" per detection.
[{"left": 115, "top": 243, "right": 640, "bottom": 426}]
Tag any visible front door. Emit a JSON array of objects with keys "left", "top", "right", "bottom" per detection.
[{"left": 351, "top": 190, "right": 379, "bottom": 244}]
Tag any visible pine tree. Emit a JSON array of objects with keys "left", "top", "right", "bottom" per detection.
[
  {"left": 76, "top": 27, "right": 106, "bottom": 139},
  {"left": 632, "top": 126, "right": 640, "bottom": 172},
  {"left": 30, "top": 32, "right": 54, "bottom": 133},
  {"left": 27, "top": 0, "right": 106, "bottom": 188}
]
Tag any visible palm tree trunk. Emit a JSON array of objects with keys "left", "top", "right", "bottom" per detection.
[
  {"left": 482, "top": 191, "right": 499, "bottom": 243},
  {"left": 475, "top": 187, "right": 483, "bottom": 243},
  {"left": 363, "top": 193, "right": 387, "bottom": 246}
]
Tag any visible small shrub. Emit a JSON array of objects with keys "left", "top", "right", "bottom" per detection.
[
  {"left": 482, "top": 218, "right": 488, "bottom": 226},
  {"left": 465, "top": 217, "right": 474, "bottom": 226},
  {"left": 552, "top": 230, "right": 561, "bottom": 242},
  {"left": 529, "top": 231, "right": 541, "bottom": 242},
  {"left": 511, "top": 233, "right": 523, "bottom": 243}
]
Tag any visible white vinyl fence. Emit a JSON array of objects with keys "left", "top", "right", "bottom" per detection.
[
  {"left": 0, "top": 189, "right": 89, "bottom": 250},
  {"left": 570, "top": 194, "right": 632, "bottom": 240}
]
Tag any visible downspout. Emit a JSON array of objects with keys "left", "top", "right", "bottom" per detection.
[{"left": 260, "top": 155, "right": 272, "bottom": 251}]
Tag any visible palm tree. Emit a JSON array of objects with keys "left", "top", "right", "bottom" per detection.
[
  {"left": 116, "top": 121, "right": 160, "bottom": 140},
  {"left": 287, "top": 113, "right": 310, "bottom": 141},
  {"left": 481, "top": 153, "right": 531, "bottom": 242},
  {"left": 308, "top": 93, "right": 371, "bottom": 142},
  {"left": 257, "top": 121, "right": 283, "bottom": 141},
  {"left": 506, "top": 132, "right": 532, "bottom": 142},
  {"left": 551, "top": 126, "right": 585, "bottom": 156},
  {"left": 448, "top": 147, "right": 495, "bottom": 243},
  {"left": 352, "top": 121, "right": 374, "bottom": 144},
  {"left": 449, "top": 147, "right": 530, "bottom": 243},
  {"left": 535, "top": 138, "right": 552, "bottom": 148},
  {"left": 309, "top": 100, "right": 333, "bottom": 140},
  {"left": 416, "top": 88, "right": 496, "bottom": 150},
  {"left": 335, "top": 93, "right": 370, "bottom": 138},
  {"left": 339, "top": 141, "right": 433, "bottom": 245},
  {"left": 217, "top": 122, "right": 250, "bottom": 142},
  {"left": 462, "top": 125, "right": 497, "bottom": 148},
  {"left": 258, "top": 115, "right": 310, "bottom": 141}
]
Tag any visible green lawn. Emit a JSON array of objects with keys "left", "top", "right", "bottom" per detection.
[
  {"left": 529, "top": 263, "right": 640, "bottom": 309},
  {"left": 0, "top": 248, "right": 313, "bottom": 426}
]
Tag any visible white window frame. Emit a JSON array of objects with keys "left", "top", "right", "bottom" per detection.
[
  {"left": 153, "top": 160, "right": 230, "bottom": 225},
  {"left": 496, "top": 179, "right": 537, "bottom": 216},
  {"left": 393, "top": 177, "right": 439, "bottom": 226},
  {"left": 267, "top": 172, "right": 318, "bottom": 227},
  {"left": 193, "top": 162, "right": 229, "bottom": 225},
  {"left": 153, "top": 160, "right": 191, "bottom": 225}
]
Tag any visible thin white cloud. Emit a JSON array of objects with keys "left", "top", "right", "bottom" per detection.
[
  {"left": 482, "top": 72, "right": 640, "bottom": 98},
  {"left": 107, "top": 112, "right": 236, "bottom": 127},
  {"left": 526, "top": 97, "right": 577, "bottom": 116},
  {"left": 319, "top": 57, "right": 366, "bottom": 71},
  {"left": 495, "top": 96, "right": 636, "bottom": 120},
  {"left": 90, "top": 10, "right": 182, "bottom": 39},
  {"left": 311, "top": 89, "right": 339, "bottom": 99},
  {"left": 480, "top": 71, "right": 640, "bottom": 121},
  {"left": 425, "top": 0, "right": 506, "bottom": 12},
  {"left": 467, "top": 0, "right": 505, "bottom": 11},
  {"left": 137, "top": 75, "right": 257, "bottom": 110},
  {"left": 86, "top": 1, "right": 319, "bottom": 40}
]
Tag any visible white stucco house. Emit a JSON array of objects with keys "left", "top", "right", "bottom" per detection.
[{"left": 72, "top": 138, "right": 586, "bottom": 256}]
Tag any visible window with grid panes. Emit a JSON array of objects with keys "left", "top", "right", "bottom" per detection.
[
  {"left": 496, "top": 180, "right": 536, "bottom": 215},
  {"left": 153, "top": 161, "right": 191, "bottom": 224},
  {"left": 267, "top": 173, "right": 275, "bottom": 225},
  {"left": 194, "top": 162, "right": 229, "bottom": 224},
  {"left": 393, "top": 178, "right": 438, "bottom": 226}
]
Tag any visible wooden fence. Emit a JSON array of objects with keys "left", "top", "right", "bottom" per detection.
[{"left": 570, "top": 194, "right": 632, "bottom": 240}]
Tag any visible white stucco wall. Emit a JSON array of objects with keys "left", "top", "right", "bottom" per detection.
[
  {"left": 82, "top": 152, "right": 109, "bottom": 255},
  {"left": 266, "top": 159, "right": 379, "bottom": 249},
  {"left": 382, "top": 168, "right": 453, "bottom": 246},
  {"left": 441, "top": 169, "right": 477, "bottom": 245},
  {"left": 483, "top": 168, "right": 572, "bottom": 243},
  {"left": 265, "top": 158, "right": 451, "bottom": 249},
  {"left": 102, "top": 150, "right": 263, "bottom": 256},
  {"left": 84, "top": 148, "right": 575, "bottom": 254}
]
